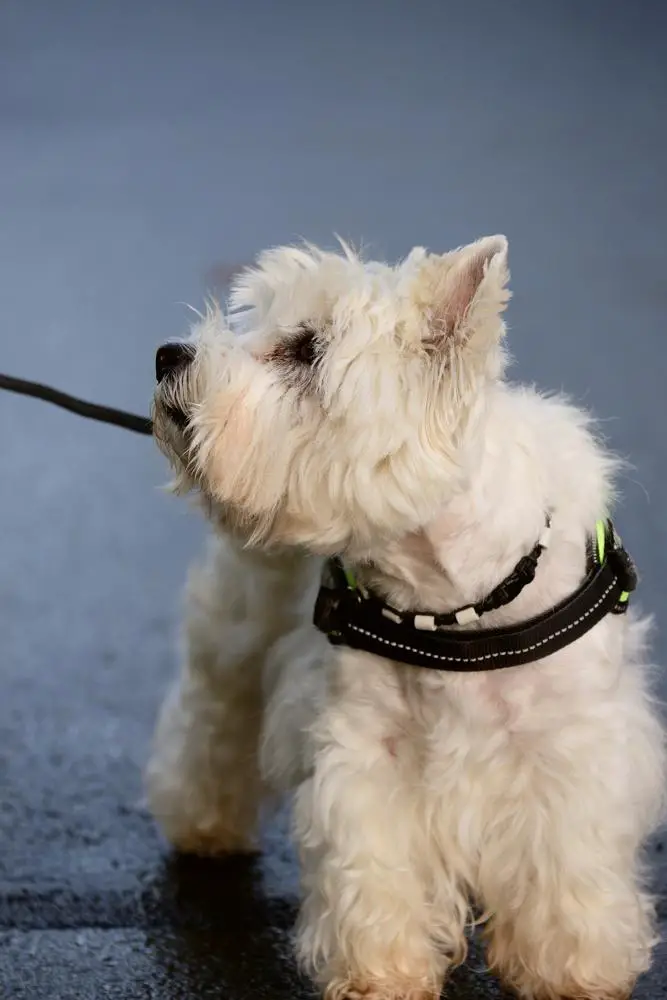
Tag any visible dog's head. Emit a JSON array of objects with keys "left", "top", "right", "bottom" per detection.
[{"left": 151, "top": 236, "right": 510, "bottom": 555}]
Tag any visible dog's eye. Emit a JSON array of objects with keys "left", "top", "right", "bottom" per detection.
[{"left": 289, "top": 327, "right": 318, "bottom": 365}]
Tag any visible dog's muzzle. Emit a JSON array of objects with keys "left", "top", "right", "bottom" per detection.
[{"left": 155, "top": 341, "right": 195, "bottom": 429}]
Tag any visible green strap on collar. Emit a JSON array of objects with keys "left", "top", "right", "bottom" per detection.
[{"left": 596, "top": 519, "right": 606, "bottom": 563}]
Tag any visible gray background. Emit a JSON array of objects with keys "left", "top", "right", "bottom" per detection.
[{"left": 1, "top": 1, "right": 665, "bottom": 997}]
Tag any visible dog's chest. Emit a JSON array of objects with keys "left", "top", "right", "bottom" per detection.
[{"left": 409, "top": 665, "right": 555, "bottom": 735}]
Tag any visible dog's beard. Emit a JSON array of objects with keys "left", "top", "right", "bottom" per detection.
[
  {"left": 151, "top": 394, "right": 196, "bottom": 486},
  {"left": 151, "top": 397, "right": 279, "bottom": 546},
  {"left": 165, "top": 403, "right": 189, "bottom": 430}
]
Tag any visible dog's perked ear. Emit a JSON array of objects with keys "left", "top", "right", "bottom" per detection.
[{"left": 416, "top": 235, "right": 511, "bottom": 355}]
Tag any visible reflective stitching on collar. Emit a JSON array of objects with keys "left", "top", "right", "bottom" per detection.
[{"left": 348, "top": 581, "right": 617, "bottom": 664}]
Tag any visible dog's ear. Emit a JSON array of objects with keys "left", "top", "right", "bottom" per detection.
[{"left": 417, "top": 235, "right": 510, "bottom": 351}]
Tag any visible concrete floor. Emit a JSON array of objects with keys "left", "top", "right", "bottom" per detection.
[{"left": 0, "top": 1, "right": 666, "bottom": 996}]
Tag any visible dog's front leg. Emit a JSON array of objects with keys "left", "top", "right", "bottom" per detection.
[
  {"left": 293, "top": 652, "right": 453, "bottom": 1000},
  {"left": 146, "top": 534, "right": 316, "bottom": 855}
]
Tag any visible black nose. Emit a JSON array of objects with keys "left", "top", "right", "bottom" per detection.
[{"left": 155, "top": 342, "right": 194, "bottom": 383}]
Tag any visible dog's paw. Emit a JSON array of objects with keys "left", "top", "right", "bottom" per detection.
[
  {"left": 152, "top": 806, "right": 259, "bottom": 856},
  {"left": 165, "top": 825, "right": 257, "bottom": 857},
  {"left": 324, "top": 978, "right": 439, "bottom": 1000},
  {"left": 555, "top": 993, "right": 632, "bottom": 1000},
  {"left": 514, "top": 985, "right": 633, "bottom": 1000}
]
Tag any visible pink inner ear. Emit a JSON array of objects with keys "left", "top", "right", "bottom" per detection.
[
  {"left": 442, "top": 253, "right": 487, "bottom": 335},
  {"left": 434, "top": 237, "right": 508, "bottom": 341}
]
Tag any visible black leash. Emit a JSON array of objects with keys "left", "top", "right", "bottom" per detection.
[{"left": 0, "top": 372, "right": 153, "bottom": 436}]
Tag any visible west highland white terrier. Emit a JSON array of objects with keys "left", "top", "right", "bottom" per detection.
[{"left": 147, "top": 236, "right": 665, "bottom": 1000}]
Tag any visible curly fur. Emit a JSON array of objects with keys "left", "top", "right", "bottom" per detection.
[{"left": 147, "top": 236, "right": 665, "bottom": 999}]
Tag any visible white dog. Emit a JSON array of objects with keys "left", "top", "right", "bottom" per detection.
[{"left": 146, "top": 236, "right": 665, "bottom": 1000}]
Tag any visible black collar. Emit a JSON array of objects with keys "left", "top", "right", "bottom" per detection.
[{"left": 313, "top": 518, "right": 638, "bottom": 672}]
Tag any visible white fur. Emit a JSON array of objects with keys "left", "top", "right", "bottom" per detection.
[{"left": 147, "top": 237, "right": 666, "bottom": 1000}]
